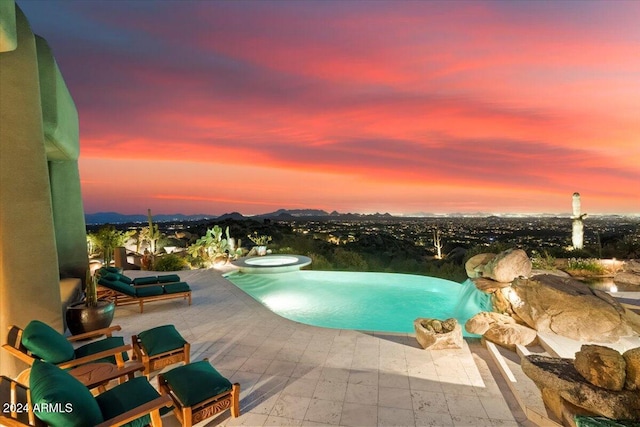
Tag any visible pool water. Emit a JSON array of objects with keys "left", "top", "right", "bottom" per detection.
[{"left": 226, "top": 270, "right": 491, "bottom": 336}]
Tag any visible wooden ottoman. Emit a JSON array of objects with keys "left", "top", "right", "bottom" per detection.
[
  {"left": 131, "top": 325, "right": 190, "bottom": 377},
  {"left": 158, "top": 360, "right": 240, "bottom": 427}
]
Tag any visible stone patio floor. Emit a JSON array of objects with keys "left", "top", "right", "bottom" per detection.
[{"left": 112, "top": 269, "right": 534, "bottom": 427}]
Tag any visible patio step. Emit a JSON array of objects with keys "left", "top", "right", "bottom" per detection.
[{"left": 483, "top": 339, "right": 562, "bottom": 427}]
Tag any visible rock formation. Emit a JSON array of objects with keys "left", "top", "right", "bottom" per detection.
[
  {"left": 414, "top": 318, "right": 462, "bottom": 350},
  {"left": 624, "top": 347, "right": 640, "bottom": 391},
  {"left": 522, "top": 351, "right": 640, "bottom": 421},
  {"left": 508, "top": 275, "right": 635, "bottom": 342},
  {"left": 482, "top": 248, "right": 532, "bottom": 283},
  {"left": 574, "top": 345, "right": 626, "bottom": 391},
  {"left": 465, "top": 311, "right": 537, "bottom": 350},
  {"left": 615, "top": 260, "right": 640, "bottom": 288}
]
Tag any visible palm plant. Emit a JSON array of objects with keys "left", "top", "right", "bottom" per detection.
[{"left": 87, "top": 225, "right": 133, "bottom": 267}]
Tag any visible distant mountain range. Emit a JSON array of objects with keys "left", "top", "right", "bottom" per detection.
[
  {"left": 84, "top": 209, "right": 634, "bottom": 225},
  {"left": 84, "top": 209, "right": 395, "bottom": 224}
]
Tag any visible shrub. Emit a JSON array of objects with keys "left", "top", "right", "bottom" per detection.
[
  {"left": 153, "top": 254, "right": 189, "bottom": 271},
  {"left": 531, "top": 251, "right": 557, "bottom": 270},
  {"left": 307, "top": 253, "right": 332, "bottom": 270},
  {"left": 565, "top": 258, "right": 606, "bottom": 275},
  {"left": 332, "top": 249, "right": 368, "bottom": 271}
]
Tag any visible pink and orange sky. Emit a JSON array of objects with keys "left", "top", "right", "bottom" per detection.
[{"left": 20, "top": 1, "right": 640, "bottom": 215}]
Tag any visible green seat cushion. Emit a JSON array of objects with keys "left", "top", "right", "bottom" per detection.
[
  {"left": 30, "top": 360, "right": 104, "bottom": 427},
  {"left": 574, "top": 416, "right": 640, "bottom": 427},
  {"left": 22, "top": 320, "right": 75, "bottom": 364},
  {"left": 132, "top": 276, "right": 158, "bottom": 286},
  {"left": 115, "top": 273, "right": 133, "bottom": 284},
  {"left": 163, "top": 282, "right": 191, "bottom": 294},
  {"left": 98, "top": 278, "right": 136, "bottom": 296},
  {"left": 74, "top": 336, "right": 129, "bottom": 363},
  {"left": 157, "top": 274, "right": 181, "bottom": 283},
  {"left": 134, "top": 285, "right": 164, "bottom": 297},
  {"left": 138, "top": 325, "right": 187, "bottom": 356},
  {"left": 162, "top": 360, "right": 232, "bottom": 406},
  {"left": 95, "top": 377, "right": 160, "bottom": 427}
]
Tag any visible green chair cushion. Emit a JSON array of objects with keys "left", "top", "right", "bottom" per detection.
[
  {"left": 574, "top": 416, "right": 640, "bottom": 427},
  {"left": 95, "top": 377, "right": 159, "bottom": 427},
  {"left": 134, "top": 285, "right": 164, "bottom": 297},
  {"left": 22, "top": 320, "right": 75, "bottom": 364},
  {"left": 132, "top": 276, "right": 158, "bottom": 286},
  {"left": 98, "top": 278, "right": 136, "bottom": 297},
  {"left": 138, "top": 325, "right": 187, "bottom": 356},
  {"left": 30, "top": 360, "right": 104, "bottom": 427},
  {"left": 116, "top": 274, "right": 133, "bottom": 284},
  {"left": 102, "top": 272, "right": 121, "bottom": 281},
  {"left": 157, "top": 274, "right": 181, "bottom": 283},
  {"left": 163, "top": 282, "right": 191, "bottom": 294},
  {"left": 162, "top": 360, "right": 232, "bottom": 406},
  {"left": 74, "top": 336, "right": 129, "bottom": 363}
]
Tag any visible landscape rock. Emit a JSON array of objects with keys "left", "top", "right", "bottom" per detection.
[
  {"left": 465, "top": 311, "right": 515, "bottom": 335},
  {"left": 624, "top": 260, "right": 640, "bottom": 274},
  {"left": 465, "top": 253, "right": 496, "bottom": 279},
  {"left": 472, "top": 277, "right": 512, "bottom": 293},
  {"left": 574, "top": 345, "right": 626, "bottom": 391},
  {"left": 624, "top": 347, "right": 640, "bottom": 391},
  {"left": 522, "top": 355, "right": 640, "bottom": 420},
  {"left": 614, "top": 272, "right": 640, "bottom": 287},
  {"left": 483, "top": 322, "right": 538, "bottom": 351},
  {"left": 482, "top": 249, "right": 532, "bottom": 283},
  {"left": 509, "top": 275, "right": 634, "bottom": 342},
  {"left": 414, "top": 318, "right": 463, "bottom": 350}
]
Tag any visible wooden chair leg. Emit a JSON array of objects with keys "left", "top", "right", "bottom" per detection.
[
  {"left": 149, "top": 408, "right": 162, "bottom": 427},
  {"left": 231, "top": 383, "right": 240, "bottom": 418}
]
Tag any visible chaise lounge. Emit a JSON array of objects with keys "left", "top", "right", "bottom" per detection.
[{"left": 97, "top": 272, "right": 192, "bottom": 313}]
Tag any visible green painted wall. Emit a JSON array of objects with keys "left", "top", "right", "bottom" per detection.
[{"left": 0, "top": 3, "right": 87, "bottom": 377}]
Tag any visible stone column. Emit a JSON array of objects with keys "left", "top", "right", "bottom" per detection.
[{"left": 0, "top": 5, "right": 63, "bottom": 376}]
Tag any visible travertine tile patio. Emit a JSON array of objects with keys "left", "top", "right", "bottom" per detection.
[{"left": 110, "top": 269, "right": 530, "bottom": 427}]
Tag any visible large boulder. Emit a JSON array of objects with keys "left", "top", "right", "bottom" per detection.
[
  {"left": 465, "top": 253, "right": 496, "bottom": 278},
  {"left": 522, "top": 355, "right": 640, "bottom": 420},
  {"left": 614, "top": 272, "right": 640, "bottom": 287},
  {"left": 509, "top": 275, "right": 635, "bottom": 342},
  {"left": 624, "top": 347, "right": 640, "bottom": 391},
  {"left": 482, "top": 249, "right": 532, "bottom": 283},
  {"left": 414, "top": 318, "right": 463, "bottom": 350},
  {"left": 574, "top": 345, "right": 626, "bottom": 391},
  {"left": 472, "top": 277, "right": 511, "bottom": 293},
  {"left": 465, "top": 311, "right": 515, "bottom": 335},
  {"left": 484, "top": 323, "right": 538, "bottom": 351}
]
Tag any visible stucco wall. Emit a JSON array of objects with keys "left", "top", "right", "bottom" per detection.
[{"left": 0, "top": 4, "right": 87, "bottom": 377}]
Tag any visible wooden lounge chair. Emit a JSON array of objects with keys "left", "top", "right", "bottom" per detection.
[
  {"left": 1, "top": 360, "right": 172, "bottom": 427},
  {"left": 97, "top": 272, "right": 192, "bottom": 313},
  {"left": 2, "top": 321, "right": 142, "bottom": 391}
]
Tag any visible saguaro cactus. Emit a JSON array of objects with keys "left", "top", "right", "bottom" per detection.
[
  {"left": 433, "top": 228, "right": 443, "bottom": 260},
  {"left": 571, "top": 192, "right": 587, "bottom": 250}
]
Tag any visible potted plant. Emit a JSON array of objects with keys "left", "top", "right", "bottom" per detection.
[
  {"left": 65, "top": 269, "right": 115, "bottom": 335},
  {"left": 248, "top": 232, "right": 272, "bottom": 256}
]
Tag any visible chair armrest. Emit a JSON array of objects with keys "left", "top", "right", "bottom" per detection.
[
  {"left": 1, "top": 344, "right": 35, "bottom": 366},
  {"left": 94, "top": 394, "right": 172, "bottom": 427},
  {"left": 57, "top": 345, "right": 132, "bottom": 370},
  {"left": 67, "top": 325, "right": 122, "bottom": 342}
]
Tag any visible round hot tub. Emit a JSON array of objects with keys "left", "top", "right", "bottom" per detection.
[{"left": 232, "top": 255, "right": 312, "bottom": 274}]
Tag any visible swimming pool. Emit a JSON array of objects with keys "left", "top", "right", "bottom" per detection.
[{"left": 226, "top": 270, "right": 491, "bottom": 336}]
